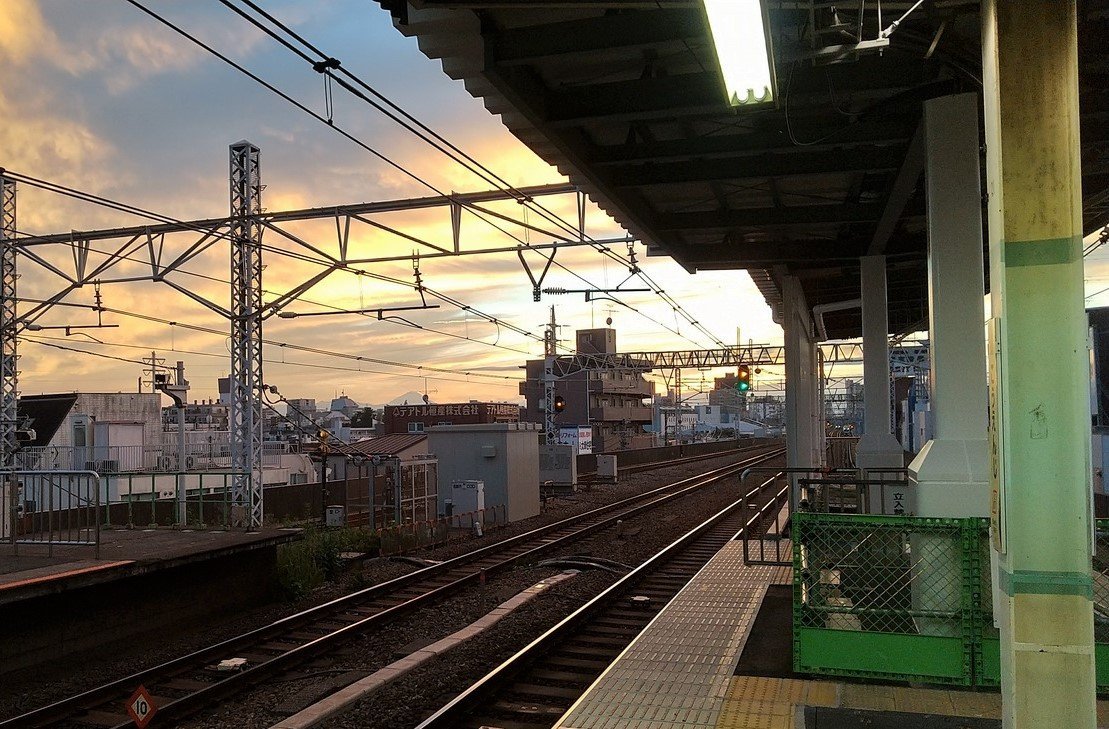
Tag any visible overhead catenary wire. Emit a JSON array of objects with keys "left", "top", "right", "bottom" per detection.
[
  {"left": 14, "top": 297, "right": 517, "bottom": 382},
  {"left": 3, "top": 170, "right": 546, "bottom": 346},
  {"left": 21, "top": 333, "right": 515, "bottom": 389},
  {"left": 224, "top": 0, "right": 728, "bottom": 350},
  {"left": 124, "top": 0, "right": 721, "bottom": 350}
]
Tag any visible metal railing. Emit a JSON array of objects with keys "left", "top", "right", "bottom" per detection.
[
  {"left": 107, "top": 472, "right": 239, "bottom": 528},
  {"left": 741, "top": 477, "right": 791, "bottom": 565},
  {"left": 374, "top": 505, "right": 507, "bottom": 556},
  {"left": 3, "top": 470, "right": 101, "bottom": 557},
  {"left": 11, "top": 443, "right": 283, "bottom": 473}
]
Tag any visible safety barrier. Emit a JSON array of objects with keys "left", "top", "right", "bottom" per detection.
[
  {"left": 794, "top": 513, "right": 1109, "bottom": 688},
  {"left": 974, "top": 519, "right": 1109, "bottom": 690},
  {"left": 3, "top": 471, "right": 101, "bottom": 557},
  {"left": 793, "top": 512, "right": 980, "bottom": 685},
  {"left": 105, "top": 472, "right": 239, "bottom": 528},
  {"left": 374, "top": 505, "right": 507, "bottom": 556}
]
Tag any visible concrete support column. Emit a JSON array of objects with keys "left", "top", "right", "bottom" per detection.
[
  {"left": 856, "top": 256, "right": 903, "bottom": 482},
  {"left": 781, "top": 274, "right": 822, "bottom": 503},
  {"left": 982, "top": 2, "right": 1095, "bottom": 727},
  {"left": 909, "top": 93, "right": 990, "bottom": 518}
]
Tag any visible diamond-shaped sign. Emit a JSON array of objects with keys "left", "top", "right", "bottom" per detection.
[{"left": 126, "top": 685, "right": 156, "bottom": 728}]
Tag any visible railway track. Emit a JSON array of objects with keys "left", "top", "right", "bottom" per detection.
[
  {"left": 2, "top": 446, "right": 783, "bottom": 729},
  {"left": 574, "top": 441, "right": 777, "bottom": 486},
  {"left": 416, "top": 473, "right": 788, "bottom": 729}
]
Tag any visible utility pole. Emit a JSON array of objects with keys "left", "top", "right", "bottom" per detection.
[{"left": 542, "top": 305, "right": 558, "bottom": 445}]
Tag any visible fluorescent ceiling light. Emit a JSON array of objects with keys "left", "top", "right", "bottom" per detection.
[{"left": 702, "top": 0, "right": 777, "bottom": 107}]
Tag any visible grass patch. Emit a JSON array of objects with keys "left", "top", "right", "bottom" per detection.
[{"left": 275, "top": 526, "right": 381, "bottom": 599}]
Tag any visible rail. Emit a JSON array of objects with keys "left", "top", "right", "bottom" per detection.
[
  {"left": 415, "top": 471, "right": 786, "bottom": 728},
  {"left": 1, "top": 447, "right": 784, "bottom": 728}
]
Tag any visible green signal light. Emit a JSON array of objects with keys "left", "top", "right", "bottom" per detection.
[{"left": 735, "top": 364, "right": 752, "bottom": 393}]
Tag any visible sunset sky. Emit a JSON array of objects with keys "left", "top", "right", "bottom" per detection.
[
  {"left": 0, "top": 0, "right": 786, "bottom": 408},
  {"left": 2, "top": 1, "right": 1105, "bottom": 410}
]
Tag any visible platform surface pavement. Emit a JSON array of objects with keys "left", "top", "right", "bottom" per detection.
[
  {"left": 553, "top": 535, "right": 1109, "bottom": 729},
  {"left": 555, "top": 539, "right": 790, "bottom": 729},
  {"left": 716, "top": 676, "right": 1109, "bottom": 728},
  {"left": 0, "top": 526, "right": 299, "bottom": 603}
]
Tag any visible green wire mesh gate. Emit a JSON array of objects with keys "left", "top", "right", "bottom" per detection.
[
  {"left": 793, "top": 512, "right": 982, "bottom": 684},
  {"left": 794, "top": 514, "right": 1109, "bottom": 688}
]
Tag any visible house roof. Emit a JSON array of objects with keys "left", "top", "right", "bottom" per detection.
[
  {"left": 339, "top": 433, "right": 428, "bottom": 456},
  {"left": 17, "top": 393, "right": 79, "bottom": 447}
]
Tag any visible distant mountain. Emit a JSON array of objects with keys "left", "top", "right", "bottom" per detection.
[{"left": 386, "top": 391, "right": 431, "bottom": 407}]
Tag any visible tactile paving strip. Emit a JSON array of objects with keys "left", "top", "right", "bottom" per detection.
[{"left": 555, "top": 540, "right": 790, "bottom": 729}]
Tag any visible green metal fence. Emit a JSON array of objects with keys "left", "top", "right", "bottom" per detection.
[
  {"left": 793, "top": 512, "right": 984, "bottom": 685},
  {"left": 795, "top": 513, "right": 1109, "bottom": 688},
  {"left": 105, "top": 472, "right": 238, "bottom": 528},
  {"left": 975, "top": 518, "right": 1109, "bottom": 690}
]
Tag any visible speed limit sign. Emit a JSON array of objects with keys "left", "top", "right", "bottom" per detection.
[{"left": 126, "top": 685, "right": 157, "bottom": 728}]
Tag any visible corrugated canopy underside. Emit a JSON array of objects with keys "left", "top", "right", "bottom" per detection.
[{"left": 378, "top": 0, "right": 1109, "bottom": 339}]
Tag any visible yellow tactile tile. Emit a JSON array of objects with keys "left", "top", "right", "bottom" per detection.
[
  {"left": 892, "top": 687, "right": 957, "bottom": 715},
  {"left": 941, "top": 689, "right": 1002, "bottom": 718},
  {"left": 802, "top": 681, "right": 839, "bottom": 707}
]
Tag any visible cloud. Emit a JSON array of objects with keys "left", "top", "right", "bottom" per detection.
[{"left": 0, "top": 0, "right": 784, "bottom": 408}]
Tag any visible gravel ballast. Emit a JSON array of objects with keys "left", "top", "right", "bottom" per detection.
[{"left": 0, "top": 447, "right": 780, "bottom": 725}]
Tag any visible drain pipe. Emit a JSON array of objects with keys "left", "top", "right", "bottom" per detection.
[{"left": 812, "top": 299, "right": 861, "bottom": 342}]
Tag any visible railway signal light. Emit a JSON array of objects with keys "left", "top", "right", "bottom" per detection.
[
  {"left": 554, "top": 395, "right": 566, "bottom": 413},
  {"left": 736, "top": 365, "right": 751, "bottom": 393}
]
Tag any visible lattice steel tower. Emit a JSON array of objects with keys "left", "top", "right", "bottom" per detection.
[
  {"left": 229, "top": 142, "right": 264, "bottom": 528},
  {"left": 0, "top": 177, "right": 17, "bottom": 468}
]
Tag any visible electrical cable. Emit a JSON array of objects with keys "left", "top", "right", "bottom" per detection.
[
  {"left": 20, "top": 332, "right": 518, "bottom": 388},
  {"left": 10, "top": 223, "right": 537, "bottom": 357},
  {"left": 14, "top": 297, "right": 517, "bottom": 381},
  {"left": 132, "top": 0, "right": 724, "bottom": 349}
]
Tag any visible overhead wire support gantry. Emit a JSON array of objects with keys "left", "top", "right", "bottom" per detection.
[
  {"left": 228, "top": 141, "right": 265, "bottom": 529},
  {"left": 0, "top": 175, "right": 17, "bottom": 468}
]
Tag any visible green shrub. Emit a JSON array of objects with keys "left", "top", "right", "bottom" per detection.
[
  {"left": 275, "top": 539, "right": 325, "bottom": 599},
  {"left": 275, "top": 526, "right": 380, "bottom": 598}
]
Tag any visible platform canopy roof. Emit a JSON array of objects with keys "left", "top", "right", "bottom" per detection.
[{"left": 377, "top": 1, "right": 1109, "bottom": 339}]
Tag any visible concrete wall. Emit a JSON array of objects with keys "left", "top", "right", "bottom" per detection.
[
  {"left": 575, "top": 437, "right": 777, "bottom": 473},
  {"left": 427, "top": 422, "right": 541, "bottom": 522},
  {"left": 48, "top": 393, "right": 164, "bottom": 451},
  {"left": 0, "top": 544, "right": 277, "bottom": 675}
]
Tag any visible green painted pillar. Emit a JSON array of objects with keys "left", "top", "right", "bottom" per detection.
[{"left": 982, "top": 2, "right": 1095, "bottom": 727}]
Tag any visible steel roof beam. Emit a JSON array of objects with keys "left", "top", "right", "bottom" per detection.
[
  {"left": 607, "top": 145, "right": 906, "bottom": 188},
  {"left": 868, "top": 123, "right": 925, "bottom": 255},
  {"left": 485, "top": 9, "right": 702, "bottom": 66},
  {"left": 654, "top": 203, "right": 884, "bottom": 231},
  {"left": 589, "top": 118, "right": 920, "bottom": 166},
  {"left": 539, "top": 64, "right": 929, "bottom": 127}
]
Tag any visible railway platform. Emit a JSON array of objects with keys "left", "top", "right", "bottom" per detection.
[
  {"left": 0, "top": 527, "right": 300, "bottom": 674},
  {"left": 553, "top": 536, "right": 1109, "bottom": 729},
  {"left": 0, "top": 526, "right": 299, "bottom": 604}
]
